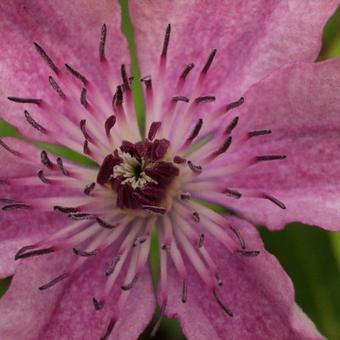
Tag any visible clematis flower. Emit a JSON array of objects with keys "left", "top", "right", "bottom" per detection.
[{"left": 0, "top": 0, "right": 339, "bottom": 339}]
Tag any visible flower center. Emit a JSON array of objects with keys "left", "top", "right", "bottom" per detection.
[{"left": 96, "top": 138, "right": 179, "bottom": 210}]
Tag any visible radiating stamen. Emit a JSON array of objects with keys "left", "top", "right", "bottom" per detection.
[
  {"left": 180, "top": 63, "right": 195, "bottom": 80},
  {"left": 142, "top": 205, "right": 167, "bottom": 215},
  {"left": 39, "top": 273, "right": 69, "bottom": 290},
  {"left": 172, "top": 96, "right": 189, "bottom": 103},
  {"left": 236, "top": 250, "right": 260, "bottom": 257},
  {"left": 24, "top": 110, "right": 46, "bottom": 133},
  {"left": 224, "top": 188, "right": 242, "bottom": 199},
  {"left": 182, "top": 280, "right": 188, "bottom": 303},
  {"left": 48, "top": 76, "right": 66, "bottom": 99},
  {"left": 7, "top": 96, "right": 42, "bottom": 105},
  {"left": 120, "top": 64, "right": 130, "bottom": 91},
  {"left": 229, "top": 226, "right": 245, "bottom": 249},
  {"left": 65, "top": 64, "right": 88, "bottom": 84},
  {"left": 201, "top": 49, "right": 217, "bottom": 74},
  {"left": 73, "top": 248, "right": 97, "bottom": 257},
  {"left": 188, "top": 160, "right": 202, "bottom": 173},
  {"left": 197, "top": 233, "right": 205, "bottom": 248},
  {"left": 148, "top": 122, "right": 162, "bottom": 141},
  {"left": 56, "top": 157, "right": 68, "bottom": 176},
  {"left": 225, "top": 116, "right": 239, "bottom": 135},
  {"left": 248, "top": 129, "right": 272, "bottom": 138},
  {"left": 121, "top": 275, "right": 139, "bottom": 291},
  {"left": 99, "top": 23, "right": 107, "bottom": 61},
  {"left": 192, "top": 211, "right": 200, "bottom": 222},
  {"left": 2, "top": 203, "right": 31, "bottom": 211},
  {"left": 104, "top": 115, "right": 116, "bottom": 136},
  {"left": 213, "top": 136, "right": 232, "bottom": 157},
  {"left": 84, "top": 182, "right": 96, "bottom": 195},
  {"left": 93, "top": 297, "right": 104, "bottom": 311},
  {"left": 80, "top": 119, "right": 93, "bottom": 143},
  {"left": 150, "top": 302, "right": 167, "bottom": 337},
  {"left": 180, "top": 192, "right": 191, "bottom": 200},
  {"left": 96, "top": 217, "right": 117, "bottom": 229},
  {"left": 186, "top": 119, "right": 203, "bottom": 142},
  {"left": 54, "top": 206, "right": 80, "bottom": 213},
  {"left": 226, "top": 97, "right": 244, "bottom": 112},
  {"left": 101, "top": 319, "right": 116, "bottom": 340},
  {"left": 15, "top": 247, "right": 54, "bottom": 260},
  {"left": 80, "top": 88, "right": 88, "bottom": 108},
  {"left": 83, "top": 140, "right": 91, "bottom": 155},
  {"left": 173, "top": 156, "right": 186, "bottom": 164},
  {"left": 106, "top": 255, "right": 121, "bottom": 276},
  {"left": 37, "top": 170, "right": 49, "bottom": 184},
  {"left": 0, "top": 139, "right": 22, "bottom": 157},
  {"left": 194, "top": 96, "right": 215, "bottom": 103},
  {"left": 262, "top": 193, "right": 286, "bottom": 209},
  {"left": 256, "top": 155, "right": 286, "bottom": 162},
  {"left": 161, "top": 24, "right": 171, "bottom": 58},
  {"left": 40, "top": 150, "right": 55, "bottom": 169},
  {"left": 34, "top": 42, "right": 59, "bottom": 74},
  {"left": 213, "top": 288, "right": 233, "bottom": 317}
]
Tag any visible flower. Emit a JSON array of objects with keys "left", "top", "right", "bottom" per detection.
[{"left": 0, "top": 1, "right": 340, "bottom": 339}]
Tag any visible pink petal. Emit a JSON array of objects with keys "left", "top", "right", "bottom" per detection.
[
  {"left": 214, "top": 60, "right": 340, "bottom": 231},
  {"left": 129, "top": 0, "right": 338, "bottom": 100},
  {"left": 0, "top": 248, "right": 155, "bottom": 339},
  {"left": 0, "top": 0, "right": 128, "bottom": 140},
  {"left": 166, "top": 217, "right": 322, "bottom": 339}
]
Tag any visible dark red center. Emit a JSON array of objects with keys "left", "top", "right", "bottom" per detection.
[{"left": 97, "top": 138, "right": 179, "bottom": 209}]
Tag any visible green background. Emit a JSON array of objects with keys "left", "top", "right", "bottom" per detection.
[{"left": 1, "top": 2, "right": 340, "bottom": 339}]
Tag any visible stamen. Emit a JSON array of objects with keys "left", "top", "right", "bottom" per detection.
[
  {"left": 39, "top": 273, "right": 69, "bottom": 290},
  {"left": 68, "top": 213, "right": 94, "bottom": 220},
  {"left": 24, "top": 110, "right": 46, "bottom": 133},
  {"left": 226, "top": 97, "right": 244, "bottom": 112},
  {"left": 142, "top": 205, "right": 167, "bottom": 215},
  {"left": 236, "top": 250, "right": 260, "bottom": 257},
  {"left": 2, "top": 203, "right": 31, "bottom": 211},
  {"left": 148, "top": 122, "right": 162, "bottom": 141},
  {"left": 41, "top": 150, "right": 55, "bottom": 169},
  {"left": 15, "top": 247, "right": 54, "bottom": 260},
  {"left": 7, "top": 96, "right": 42, "bottom": 105},
  {"left": 172, "top": 96, "right": 189, "bottom": 103},
  {"left": 187, "top": 119, "right": 203, "bottom": 142},
  {"left": 197, "top": 233, "right": 205, "bottom": 248},
  {"left": 114, "top": 86, "right": 123, "bottom": 107},
  {"left": 141, "top": 75, "right": 152, "bottom": 88},
  {"left": 262, "top": 193, "right": 286, "bottom": 209},
  {"left": 224, "top": 188, "right": 242, "bottom": 199},
  {"left": 256, "top": 155, "right": 286, "bottom": 162},
  {"left": 96, "top": 217, "right": 117, "bottom": 229},
  {"left": 33, "top": 42, "right": 59, "bottom": 74},
  {"left": 248, "top": 130, "right": 272, "bottom": 138},
  {"left": 56, "top": 157, "right": 68, "bottom": 176},
  {"left": 92, "top": 297, "right": 104, "bottom": 310},
  {"left": 83, "top": 140, "right": 91, "bottom": 155},
  {"left": 213, "top": 288, "right": 233, "bottom": 317},
  {"left": 80, "top": 88, "right": 88, "bottom": 108},
  {"left": 182, "top": 280, "right": 188, "bottom": 303},
  {"left": 101, "top": 319, "right": 116, "bottom": 340},
  {"left": 180, "top": 63, "right": 195, "bottom": 79},
  {"left": 73, "top": 248, "right": 97, "bottom": 257},
  {"left": 216, "top": 274, "right": 223, "bottom": 286},
  {"left": 180, "top": 192, "right": 191, "bottom": 200},
  {"left": 192, "top": 211, "right": 200, "bottom": 222},
  {"left": 161, "top": 24, "right": 171, "bottom": 58},
  {"left": 188, "top": 160, "right": 202, "bottom": 173},
  {"left": 0, "top": 138, "right": 22, "bottom": 157},
  {"left": 194, "top": 96, "right": 215, "bottom": 103},
  {"left": 104, "top": 115, "right": 116, "bottom": 136},
  {"left": 54, "top": 206, "right": 80, "bottom": 213},
  {"left": 150, "top": 302, "right": 166, "bottom": 337},
  {"left": 201, "top": 49, "right": 217, "bottom": 74},
  {"left": 120, "top": 64, "right": 130, "bottom": 90},
  {"left": 133, "top": 236, "right": 148, "bottom": 247},
  {"left": 84, "top": 182, "right": 96, "bottom": 195},
  {"left": 48, "top": 76, "right": 66, "bottom": 99},
  {"left": 105, "top": 256, "right": 121, "bottom": 276},
  {"left": 99, "top": 24, "right": 107, "bottom": 61},
  {"left": 173, "top": 156, "right": 186, "bottom": 164},
  {"left": 213, "top": 136, "right": 232, "bottom": 157},
  {"left": 225, "top": 116, "right": 239, "bottom": 134},
  {"left": 229, "top": 226, "right": 245, "bottom": 249},
  {"left": 121, "top": 275, "right": 138, "bottom": 291},
  {"left": 65, "top": 64, "right": 88, "bottom": 84},
  {"left": 80, "top": 120, "right": 93, "bottom": 142},
  {"left": 37, "top": 170, "right": 49, "bottom": 184}
]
